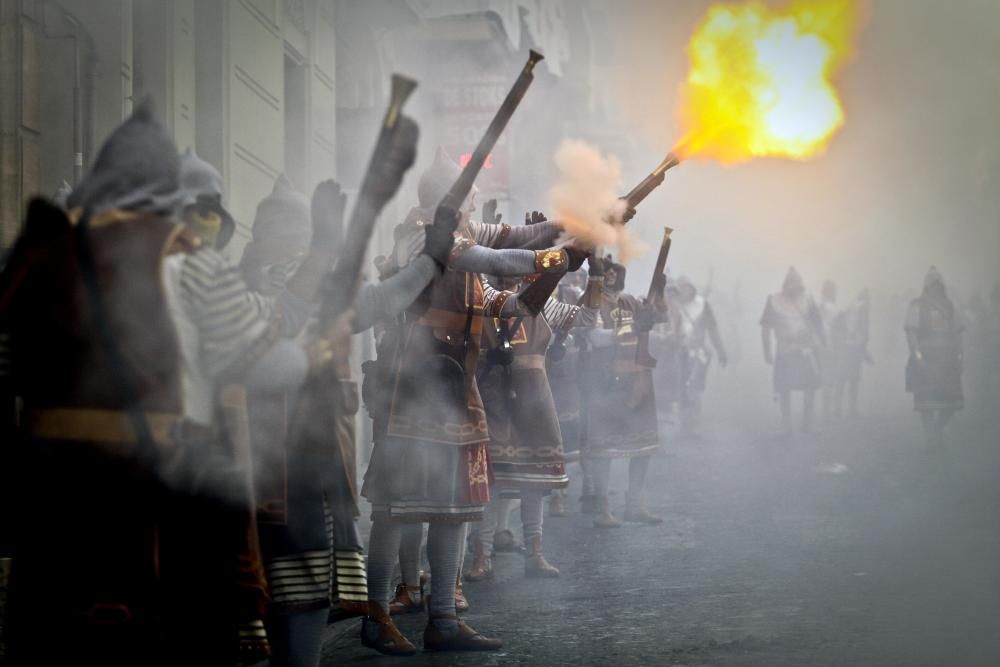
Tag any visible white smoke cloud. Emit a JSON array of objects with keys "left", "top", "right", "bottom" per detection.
[{"left": 547, "top": 139, "right": 646, "bottom": 263}]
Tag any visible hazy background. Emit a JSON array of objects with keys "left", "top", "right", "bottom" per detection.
[
  {"left": 11, "top": 1, "right": 998, "bottom": 422},
  {"left": 3, "top": 3, "right": 998, "bottom": 662},
  {"left": 539, "top": 0, "right": 1000, "bottom": 418},
  {"left": 349, "top": 0, "right": 1000, "bottom": 419}
]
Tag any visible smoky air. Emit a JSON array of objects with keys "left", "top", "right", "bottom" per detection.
[{"left": 0, "top": 1, "right": 997, "bottom": 665}]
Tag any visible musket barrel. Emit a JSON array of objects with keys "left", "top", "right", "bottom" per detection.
[
  {"left": 325, "top": 74, "right": 417, "bottom": 323},
  {"left": 383, "top": 75, "right": 417, "bottom": 131},
  {"left": 646, "top": 226, "right": 673, "bottom": 301},
  {"left": 621, "top": 152, "right": 682, "bottom": 213},
  {"left": 440, "top": 50, "right": 544, "bottom": 212},
  {"left": 635, "top": 225, "right": 674, "bottom": 367},
  {"left": 653, "top": 153, "right": 681, "bottom": 176},
  {"left": 360, "top": 75, "right": 418, "bottom": 200}
]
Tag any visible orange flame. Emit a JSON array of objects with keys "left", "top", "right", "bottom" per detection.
[{"left": 674, "top": 0, "right": 863, "bottom": 164}]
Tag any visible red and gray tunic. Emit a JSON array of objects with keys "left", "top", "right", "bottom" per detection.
[
  {"left": 0, "top": 209, "right": 274, "bottom": 662},
  {"left": 363, "top": 233, "right": 493, "bottom": 523},
  {"left": 546, "top": 283, "right": 586, "bottom": 458},
  {"left": 480, "top": 292, "right": 597, "bottom": 492},
  {"left": 362, "top": 214, "right": 565, "bottom": 523},
  {"left": 760, "top": 291, "right": 824, "bottom": 393},
  {"left": 583, "top": 291, "right": 662, "bottom": 459}
]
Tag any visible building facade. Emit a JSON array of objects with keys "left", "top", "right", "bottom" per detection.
[
  {"left": 0, "top": 0, "right": 626, "bottom": 471},
  {"left": 1, "top": 0, "right": 337, "bottom": 259}
]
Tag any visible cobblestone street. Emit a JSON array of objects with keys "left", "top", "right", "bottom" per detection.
[{"left": 322, "top": 412, "right": 1000, "bottom": 665}]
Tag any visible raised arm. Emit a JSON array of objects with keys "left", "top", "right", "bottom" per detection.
[
  {"left": 180, "top": 247, "right": 286, "bottom": 382},
  {"left": 450, "top": 239, "right": 568, "bottom": 278},
  {"left": 351, "top": 254, "right": 439, "bottom": 332},
  {"left": 542, "top": 277, "right": 602, "bottom": 332},
  {"left": 468, "top": 219, "right": 563, "bottom": 250},
  {"left": 482, "top": 267, "right": 568, "bottom": 319}
]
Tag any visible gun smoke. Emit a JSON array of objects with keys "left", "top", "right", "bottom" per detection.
[{"left": 547, "top": 139, "right": 643, "bottom": 262}]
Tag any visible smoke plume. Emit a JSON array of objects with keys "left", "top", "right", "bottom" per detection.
[{"left": 547, "top": 139, "right": 645, "bottom": 263}]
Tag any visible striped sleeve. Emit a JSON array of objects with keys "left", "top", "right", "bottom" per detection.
[
  {"left": 481, "top": 276, "right": 516, "bottom": 317},
  {"left": 469, "top": 221, "right": 511, "bottom": 248},
  {"left": 180, "top": 247, "right": 281, "bottom": 380},
  {"left": 543, "top": 297, "right": 598, "bottom": 333},
  {"left": 543, "top": 297, "right": 578, "bottom": 333},
  {"left": 469, "top": 220, "right": 561, "bottom": 249}
]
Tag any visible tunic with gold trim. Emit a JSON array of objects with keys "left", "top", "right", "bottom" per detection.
[
  {"left": 583, "top": 292, "right": 661, "bottom": 459},
  {"left": 361, "top": 214, "right": 566, "bottom": 523},
  {"left": 480, "top": 310, "right": 567, "bottom": 493},
  {"left": 363, "top": 235, "right": 491, "bottom": 523},
  {"left": 480, "top": 292, "right": 598, "bottom": 491}
]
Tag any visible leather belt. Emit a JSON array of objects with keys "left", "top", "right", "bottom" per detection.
[
  {"left": 414, "top": 308, "right": 484, "bottom": 336},
  {"left": 25, "top": 408, "right": 184, "bottom": 448}
]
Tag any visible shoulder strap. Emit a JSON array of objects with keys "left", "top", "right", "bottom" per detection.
[{"left": 462, "top": 274, "right": 475, "bottom": 351}]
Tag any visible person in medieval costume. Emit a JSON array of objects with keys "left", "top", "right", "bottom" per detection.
[
  {"left": 240, "top": 140, "right": 436, "bottom": 664},
  {"left": 359, "top": 148, "right": 573, "bottom": 655},
  {"left": 818, "top": 280, "right": 839, "bottom": 423},
  {"left": 371, "top": 196, "right": 571, "bottom": 622},
  {"left": 544, "top": 268, "right": 588, "bottom": 517},
  {"left": 177, "top": 148, "right": 236, "bottom": 251},
  {"left": 905, "top": 267, "right": 964, "bottom": 447},
  {"left": 673, "top": 275, "right": 728, "bottom": 438},
  {"left": 379, "top": 201, "right": 579, "bottom": 611},
  {"left": 0, "top": 101, "right": 343, "bottom": 665},
  {"left": 832, "top": 288, "right": 872, "bottom": 418},
  {"left": 581, "top": 255, "right": 668, "bottom": 528},
  {"left": 760, "top": 267, "right": 825, "bottom": 435},
  {"left": 465, "top": 257, "right": 601, "bottom": 580},
  {"left": 239, "top": 175, "right": 358, "bottom": 660}
]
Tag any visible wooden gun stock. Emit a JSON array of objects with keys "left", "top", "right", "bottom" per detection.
[
  {"left": 439, "top": 50, "right": 544, "bottom": 214},
  {"left": 323, "top": 74, "right": 417, "bottom": 325},
  {"left": 635, "top": 226, "right": 673, "bottom": 368}
]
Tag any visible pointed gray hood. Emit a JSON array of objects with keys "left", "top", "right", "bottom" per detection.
[{"left": 67, "top": 98, "right": 185, "bottom": 217}]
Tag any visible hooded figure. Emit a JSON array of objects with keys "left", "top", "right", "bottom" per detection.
[
  {"left": 395, "top": 147, "right": 479, "bottom": 248},
  {"left": 782, "top": 266, "right": 805, "bottom": 297},
  {"left": 577, "top": 250, "right": 669, "bottom": 528},
  {"left": 418, "top": 147, "right": 465, "bottom": 212},
  {"left": 178, "top": 149, "right": 235, "bottom": 249},
  {"left": 602, "top": 254, "right": 627, "bottom": 293},
  {"left": 905, "top": 266, "right": 964, "bottom": 445},
  {"left": 239, "top": 175, "right": 312, "bottom": 294},
  {"left": 359, "top": 146, "right": 572, "bottom": 656},
  {"left": 467, "top": 266, "right": 603, "bottom": 581},
  {"left": 1, "top": 100, "right": 286, "bottom": 663},
  {"left": 760, "top": 266, "right": 824, "bottom": 433},
  {"left": 66, "top": 98, "right": 186, "bottom": 217},
  {"left": 671, "top": 275, "right": 727, "bottom": 436}
]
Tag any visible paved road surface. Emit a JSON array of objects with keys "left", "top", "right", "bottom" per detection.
[{"left": 320, "top": 412, "right": 1000, "bottom": 665}]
